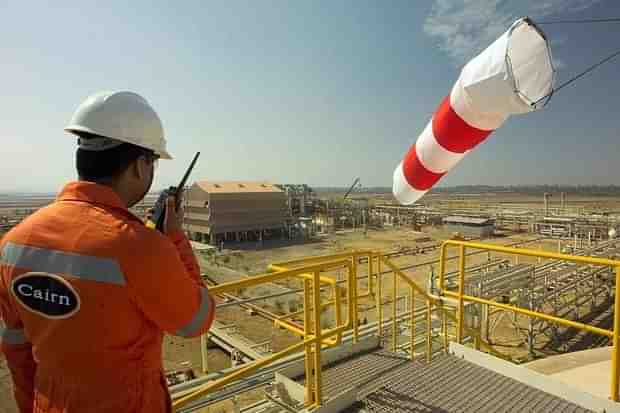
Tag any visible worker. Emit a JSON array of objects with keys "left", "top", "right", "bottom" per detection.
[{"left": 0, "top": 91, "right": 215, "bottom": 413}]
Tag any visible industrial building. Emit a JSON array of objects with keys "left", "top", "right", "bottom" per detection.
[
  {"left": 533, "top": 216, "right": 613, "bottom": 240},
  {"left": 443, "top": 215, "right": 495, "bottom": 238},
  {"left": 184, "top": 181, "right": 289, "bottom": 244},
  {"left": 277, "top": 184, "right": 315, "bottom": 217}
]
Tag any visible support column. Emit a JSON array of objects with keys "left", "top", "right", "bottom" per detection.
[
  {"left": 201, "top": 334, "right": 209, "bottom": 374},
  {"left": 482, "top": 304, "right": 489, "bottom": 342},
  {"left": 610, "top": 266, "right": 620, "bottom": 401}
]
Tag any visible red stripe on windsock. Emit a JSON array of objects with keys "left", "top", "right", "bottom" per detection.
[
  {"left": 432, "top": 96, "right": 493, "bottom": 153},
  {"left": 402, "top": 144, "right": 444, "bottom": 191}
]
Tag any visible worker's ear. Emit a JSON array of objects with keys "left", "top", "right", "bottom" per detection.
[{"left": 134, "top": 156, "right": 150, "bottom": 181}]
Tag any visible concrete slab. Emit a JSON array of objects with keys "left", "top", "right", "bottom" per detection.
[
  {"left": 524, "top": 347, "right": 617, "bottom": 401},
  {"left": 451, "top": 343, "right": 620, "bottom": 413},
  {"left": 525, "top": 347, "right": 612, "bottom": 375},
  {"left": 551, "top": 359, "right": 612, "bottom": 400}
]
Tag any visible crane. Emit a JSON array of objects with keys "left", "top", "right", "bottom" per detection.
[{"left": 343, "top": 178, "right": 361, "bottom": 201}]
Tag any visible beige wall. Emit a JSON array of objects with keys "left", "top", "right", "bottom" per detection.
[{"left": 185, "top": 183, "right": 288, "bottom": 234}]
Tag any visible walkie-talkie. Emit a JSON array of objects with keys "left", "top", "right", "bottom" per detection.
[{"left": 146, "top": 152, "right": 200, "bottom": 232}]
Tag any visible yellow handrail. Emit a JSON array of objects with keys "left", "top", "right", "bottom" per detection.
[
  {"left": 272, "top": 250, "right": 381, "bottom": 342},
  {"left": 410, "top": 285, "right": 415, "bottom": 360},
  {"left": 177, "top": 242, "right": 610, "bottom": 411},
  {"left": 271, "top": 249, "right": 374, "bottom": 268},
  {"left": 378, "top": 255, "right": 438, "bottom": 362},
  {"left": 392, "top": 268, "right": 397, "bottom": 352},
  {"left": 173, "top": 258, "right": 356, "bottom": 410},
  {"left": 440, "top": 306, "right": 512, "bottom": 361},
  {"left": 210, "top": 259, "right": 349, "bottom": 295},
  {"left": 272, "top": 249, "right": 375, "bottom": 300},
  {"left": 270, "top": 263, "right": 343, "bottom": 347},
  {"left": 380, "top": 256, "right": 437, "bottom": 304},
  {"left": 438, "top": 240, "right": 620, "bottom": 402}
]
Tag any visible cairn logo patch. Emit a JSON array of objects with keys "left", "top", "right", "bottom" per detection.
[{"left": 11, "top": 272, "right": 81, "bottom": 319}]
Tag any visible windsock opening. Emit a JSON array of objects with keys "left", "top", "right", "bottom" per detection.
[{"left": 507, "top": 18, "right": 555, "bottom": 109}]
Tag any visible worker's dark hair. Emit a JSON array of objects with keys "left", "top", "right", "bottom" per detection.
[{"left": 75, "top": 132, "right": 156, "bottom": 182}]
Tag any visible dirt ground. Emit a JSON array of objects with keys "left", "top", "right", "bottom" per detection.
[
  {"left": 192, "top": 225, "right": 608, "bottom": 366},
  {"left": 0, "top": 357, "right": 18, "bottom": 413}
]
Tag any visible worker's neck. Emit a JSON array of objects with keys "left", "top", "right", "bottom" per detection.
[{"left": 80, "top": 178, "right": 131, "bottom": 208}]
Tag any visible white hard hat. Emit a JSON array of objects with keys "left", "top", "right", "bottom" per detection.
[{"left": 65, "top": 91, "right": 172, "bottom": 159}]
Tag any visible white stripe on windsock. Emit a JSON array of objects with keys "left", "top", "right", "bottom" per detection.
[
  {"left": 392, "top": 161, "right": 426, "bottom": 206},
  {"left": 416, "top": 120, "right": 467, "bottom": 174},
  {"left": 450, "top": 72, "right": 510, "bottom": 131}
]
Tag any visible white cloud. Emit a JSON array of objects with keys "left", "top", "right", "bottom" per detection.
[{"left": 424, "top": 0, "right": 601, "bottom": 63}]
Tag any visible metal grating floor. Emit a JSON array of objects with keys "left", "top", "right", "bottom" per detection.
[
  {"left": 300, "top": 349, "right": 593, "bottom": 413},
  {"left": 297, "top": 349, "right": 412, "bottom": 399}
]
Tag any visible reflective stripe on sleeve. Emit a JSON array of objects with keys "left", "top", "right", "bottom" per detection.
[
  {"left": 175, "top": 287, "right": 212, "bottom": 337},
  {"left": 0, "top": 327, "right": 28, "bottom": 345},
  {"left": 1, "top": 242, "right": 125, "bottom": 285}
]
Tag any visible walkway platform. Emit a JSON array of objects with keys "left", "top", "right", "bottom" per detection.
[
  {"left": 342, "top": 351, "right": 591, "bottom": 413},
  {"left": 278, "top": 341, "right": 620, "bottom": 413}
]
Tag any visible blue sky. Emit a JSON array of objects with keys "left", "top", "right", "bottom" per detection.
[{"left": 2, "top": 0, "right": 620, "bottom": 192}]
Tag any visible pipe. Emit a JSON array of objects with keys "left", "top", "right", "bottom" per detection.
[
  {"left": 457, "top": 245, "right": 466, "bottom": 343},
  {"left": 611, "top": 266, "right": 620, "bottom": 401},
  {"left": 312, "top": 271, "right": 323, "bottom": 407},
  {"left": 303, "top": 278, "right": 313, "bottom": 405},
  {"left": 444, "top": 290, "right": 613, "bottom": 338}
]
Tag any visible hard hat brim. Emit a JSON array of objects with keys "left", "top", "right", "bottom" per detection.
[
  {"left": 157, "top": 149, "right": 173, "bottom": 160},
  {"left": 65, "top": 125, "right": 173, "bottom": 160}
]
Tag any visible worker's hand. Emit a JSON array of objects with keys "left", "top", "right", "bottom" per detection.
[
  {"left": 144, "top": 208, "right": 154, "bottom": 224},
  {"left": 163, "top": 195, "right": 184, "bottom": 235}
]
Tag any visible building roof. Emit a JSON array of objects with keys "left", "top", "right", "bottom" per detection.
[
  {"left": 194, "top": 181, "right": 283, "bottom": 194},
  {"left": 444, "top": 216, "right": 493, "bottom": 225}
]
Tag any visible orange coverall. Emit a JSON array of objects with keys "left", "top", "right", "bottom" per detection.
[{"left": 0, "top": 181, "right": 215, "bottom": 412}]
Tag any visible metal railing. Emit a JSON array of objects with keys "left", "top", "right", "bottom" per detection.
[
  {"left": 269, "top": 250, "right": 377, "bottom": 345},
  {"left": 438, "top": 240, "right": 620, "bottom": 401},
  {"left": 172, "top": 249, "right": 437, "bottom": 411},
  {"left": 172, "top": 258, "right": 356, "bottom": 410},
  {"left": 378, "top": 255, "right": 434, "bottom": 361},
  {"left": 173, "top": 240, "right": 620, "bottom": 411}
]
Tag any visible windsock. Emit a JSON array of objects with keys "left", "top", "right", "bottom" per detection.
[{"left": 393, "top": 18, "right": 554, "bottom": 204}]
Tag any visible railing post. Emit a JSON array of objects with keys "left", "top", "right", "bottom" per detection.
[
  {"left": 312, "top": 270, "right": 323, "bottom": 407},
  {"left": 426, "top": 298, "right": 432, "bottom": 363},
  {"left": 334, "top": 281, "right": 342, "bottom": 345},
  {"left": 303, "top": 278, "right": 313, "bottom": 405},
  {"left": 442, "top": 303, "right": 448, "bottom": 353},
  {"left": 410, "top": 286, "right": 415, "bottom": 360},
  {"left": 377, "top": 255, "right": 383, "bottom": 341},
  {"left": 352, "top": 255, "right": 359, "bottom": 344},
  {"left": 368, "top": 253, "right": 374, "bottom": 295},
  {"left": 457, "top": 244, "right": 466, "bottom": 344},
  {"left": 611, "top": 266, "right": 620, "bottom": 401},
  {"left": 346, "top": 261, "right": 354, "bottom": 341},
  {"left": 393, "top": 270, "right": 398, "bottom": 352},
  {"left": 438, "top": 243, "right": 447, "bottom": 291},
  {"left": 201, "top": 334, "right": 209, "bottom": 374}
]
